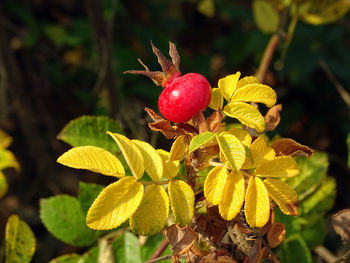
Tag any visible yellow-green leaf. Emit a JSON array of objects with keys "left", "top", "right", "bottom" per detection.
[
  {"left": 300, "top": 0, "right": 350, "bottom": 25},
  {"left": 253, "top": 0, "right": 280, "bottom": 34},
  {"left": 255, "top": 156, "right": 299, "bottom": 178},
  {"left": 107, "top": 132, "right": 144, "bottom": 179},
  {"left": 204, "top": 166, "right": 228, "bottom": 205},
  {"left": 264, "top": 179, "right": 298, "bottom": 216},
  {"left": 169, "top": 135, "right": 188, "bottom": 161},
  {"left": 197, "top": 0, "right": 215, "bottom": 18},
  {"left": 0, "top": 171, "right": 8, "bottom": 199},
  {"left": 132, "top": 140, "right": 163, "bottom": 182},
  {"left": 236, "top": 76, "right": 259, "bottom": 90},
  {"left": 86, "top": 177, "right": 144, "bottom": 230},
  {"left": 245, "top": 176, "right": 270, "bottom": 228},
  {"left": 130, "top": 184, "right": 169, "bottom": 235},
  {"left": 231, "top": 83, "right": 277, "bottom": 108},
  {"left": 217, "top": 133, "right": 246, "bottom": 171},
  {"left": 0, "top": 129, "right": 12, "bottom": 149},
  {"left": 209, "top": 88, "right": 223, "bottom": 110},
  {"left": 218, "top": 72, "right": 241, "bottom": 101},
  {"left": 5, "top": 214, "right": 36, "bottom": 263},
  {"left": 0, "top": 149, "right": 20, "bottom": 172},
  {"left": 242, "top": 136, "right": 275, "bottom": 169},
  {"left": 219, "top": 171, "right": 245, "bottom": 220},
  {"left": 227, "top": 127, "right": 252, "bottom": 146},
  {"left": 223, "top": 102, "right": 265, "bottom": 133},
  {"left": 157, "top": 149, "right": 180, "bottom": 180},
  {"left": 168, "top": 180, "right": 194, "bottom": 226},
  {"left": 189, "top": 131, "right": 216, "bottom": 154},
  {"left": 57, "top": 146, "right": 125, "bottom": 178}
]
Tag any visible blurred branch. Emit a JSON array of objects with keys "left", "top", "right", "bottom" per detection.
[
  {"left": 148, "top": 239, "right": 169, "bottom": 261},
  {"left": 319, "top": 60, "right": 350, "bottom": 109},
  {"left": 84, "top": 0, "right": 119, "bottom": 116},
  {"left": 314, "top": 246, "right": 337, "bottom": 263}
]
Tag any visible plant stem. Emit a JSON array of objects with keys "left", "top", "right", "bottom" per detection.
[
  {"left": 148, "top": 239, "right": 170, "bottom": 261},
  {"left": 142, "top": 180, "right": 169, "bottom": 185},
  {"left": 255, "top": 34, "right": 281, "bottom": 84},
  {"left": 192, "top": 111, "right": 208, "bottom": 134},
  {"left": 145, "top": 255, "right": 172, "bottom": 263}
]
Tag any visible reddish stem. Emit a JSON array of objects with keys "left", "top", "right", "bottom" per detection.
[
  {"left": 192, "top": 111, "right": 208, "bottom": 134},
  {"left": 148, "top": 239, "right": 169, "bottom": 260}
]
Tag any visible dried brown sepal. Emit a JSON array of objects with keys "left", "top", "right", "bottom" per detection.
[
  {"left": 267, "top": 223, "right": 286, "bottom": 248},
  {"left": 247, "top": 238, "right": 263, "bottom": 263},
  {"left": 123, "top": 69, "right": 167, "bottom": 87},
  {"left": 151, "top": 41, "right": 179, "bottom": 79},
  {"left": 264, "top": 104, "right": 282, "bottom": 131},
  {"left": 148, "top": 120, "right": 180, "bottom": 139},
  {"left": 207, "top": 111, "right": 223, "bottom": 133},
  {"left": 163, "top": 224, "right": 198, "bottom": 257},
  {"left": 145, "top": 107, "right": 164, "bottom": 122},
  {"left": 271, "top": 138, "right": 314, "bottom": 157},
  {"left": 169, "top": 41, "right": 181, "bottom": 73},
  {"left": 176, "top": 123, "right": 199, "bottom": 134},
  {"left": 331, "top": 209, "right": 350, "bottom": 244}
]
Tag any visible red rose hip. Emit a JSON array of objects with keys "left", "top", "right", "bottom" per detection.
[{"left": 158, "top": 73, "right": 211, "bottom": 123}]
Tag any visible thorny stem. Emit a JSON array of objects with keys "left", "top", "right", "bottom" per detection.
[
  {"left": 148, "top": 239, "right": 170, "bottom": 261},
  {"left": 192, "top": 111, "right": 208, "bottom": 134}
]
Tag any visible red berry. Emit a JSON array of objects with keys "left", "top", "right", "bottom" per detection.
[{"left": 158, "top": 73, "right": 211, "bottom": 123}]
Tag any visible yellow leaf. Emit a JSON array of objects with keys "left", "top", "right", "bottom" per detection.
[
  {"left": 236, "top": 76, "right": 259, "bottom": 90},
  {"left": 264, "top": 179, "right": 298, "bottom": 216},
  {"left": 86, "top": 177, "right": 144, "bottom": 230},
  {"left": 107, "top": 132, "right": 144, "bottom": 179},
  {"left": 168, "top": 180, "right": 194, "bottom": 226},
  {"left": 0, "top": 149, "right": 20, "bottom": 172},
  {"left": 231, "top": 83, "right": 277, "bottom": 108},
  {"left": 157, "top": 149, "right": 180, "bottom": 180},
  {"left": 245, "top": 176, "right": 270, "bottom": 228},
  {"left": 204, "top": 166, "right": 228, "bottom": 205},
  {"left": 218, "top": 72, "right": 241, "bottom": 101},
  {"left": 242, "top": 137, "right": 275, "bottom": 169},
  {"left": 57, "top": 146, "right": 125, "bottom": 178},
  {"left": 219, "top": 171, "right": 245, "bottom": 220},
  {"left": 227, "top": 127, "right": 252, "bottom": 146},
  {"left": 209, "top": 88, "right": 223, "bottom": 110},
  {"left": 0, "top": 171, "right": 8, "bottom": 199},
  {"left": 0, "top": 130, "right": 12, "bottom": 149},
  {"left": 216, "top": 133, "right": 246, "bottom": 171},
  {"left": 223, "top": 102, "right": 265, "bottom": 133},
  {"left": 255, "top": 156, "right": 299, "bottom": 178},
  {"left": 132, "top": 140, "right": 163, "bottom": 182},
  {"left": 130, "top": 184, "right": 169, "bottom": 235},
  {"left": 169, "top": 135, "right": 188, "bottom": 161}
]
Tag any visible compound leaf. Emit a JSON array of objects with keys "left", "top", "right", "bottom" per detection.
[
  {"left": 217, "top": 133, "right": 246, "bottom": 171},
  {"left": 130, "top": 184, "right": 169, "bottom": 235},
  {"left": 107, "top": 132, "right": 144, "bottom": 179},
  {"left": 58, "top": 116, "right": 123, "bottom": 154},
  {"left": 87, "top": 177, "right": 144, "bottom": 230},
  {"left": 168, "top": 180, "right": 194, "bottom": 226},
  {"left": 132, "top": 140, "right": 163, "bottom": 182},
  {"left": 5, "top": 214, "right": 36, "bottom": 263},
  {"left": 231, "top": 83, "right": 277, "bottom": 107},
  {"left": 219, "top": 171, "right": 245, "bottom": 220},
  {"left": 223, "top": 102, "right": 265, "bottom": 133},
  {"left": 245, "top": 176, "right": 270, "bottom": 228},
  {"left": 57, "top": 146, "right": 125, "bottom": 177},
  {"left": 255, "top": 156, "right": 299, "bottom": 178},
  {"left": 204, "top": 166, "right": 228, "bottom": 205}
]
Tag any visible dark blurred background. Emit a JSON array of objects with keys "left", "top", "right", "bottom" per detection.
[{"left": 0, "top": 0, "right": 349, "bottom": 261}]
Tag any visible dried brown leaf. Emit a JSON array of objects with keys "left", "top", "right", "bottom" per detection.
[
  {"left": 200, "top": 251, "right": 238, "bottom": 263},
  {"left": 148, "top": 120, "right": 179, "bottom": 139},
  {"left": 267, "top": 223, "right": 286, "bottom": 248},
  {"left": 247, "top": 238, "right": 263, "bottom": 263},
  {"left": 331, "top": 209, "right": 350, "bottom": 244},
  {"left": 145, "top": 107, "right": 164, "bottom": 122},
  {"left": 176, "top": 123, "right": 198, "bottom": 134},
  {"left": 271, "top": 138, "right": 314, "bottom": 157},
  {"left": 163, "top": 224, "right": 198, "bottom": 256},
  {"left": 207, "top": 111, "right": 223, "bottom": 133},
  {"left": 264, "top": 104, "right": 282, "bottom": 131}
]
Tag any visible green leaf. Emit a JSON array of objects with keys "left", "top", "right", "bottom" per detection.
[
  {"left": 5, "top": 214, "right": 36, "bottom": 263},
  {"left": 78, "top": 182, "right": 104, "bottom": 216},
  {"left": 253, "top": 0, "right": 280, "bottom": 34},
  {"left": 112, "top": 231, "right": 142, "bottom": 263},
  {"left": 49, "top": 254, "right": 80, "bottom": 263},
  {"left": 301, "top": 218, "right": 326, "bottom": 249},
  {"left": 280, "top": 235, "right": 312, "bottom": 263},
  {"left": 80, "top": 246, "right": 99, "bottom": 263},
  {"left": 274, "top": 208, "right": 301, "bottom": 238},
  {"left": 189, "top": 131, "right": 216, "bottom": 154},
  {"left": 58, "top": 116, "right": 123, "bottom": 154},
  {"left": 300, "top": 176, "right": 336, "bottom": 215},
  {"left": 287, "top": 152, "right": 328, "bottom": 199},
  {"left": 40, "top": 195, "right": 100, "bottom": 247}
]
